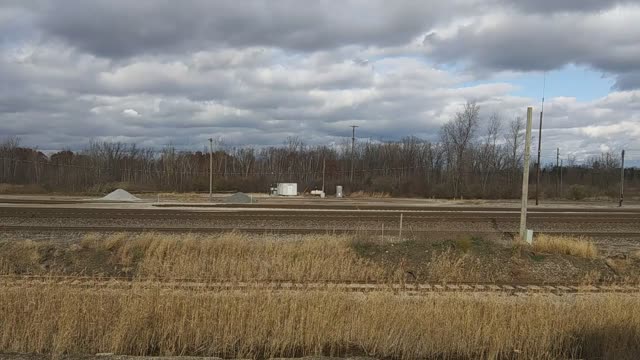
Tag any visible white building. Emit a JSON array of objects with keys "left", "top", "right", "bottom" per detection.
[{"left": 277, "top": 183, "right": 297, "bottom": 196}]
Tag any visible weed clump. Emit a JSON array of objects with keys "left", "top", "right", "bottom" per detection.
[{"left": 533, "top": 234, "right": 598, "bottom": 259}]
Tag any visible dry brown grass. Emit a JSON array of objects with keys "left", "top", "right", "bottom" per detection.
[
  {"left": 425, "top": 248, "right": 483, "bottom": 283},
  {"left": 0, "top": 233, "right": 386, "bottom": 282},
  {"left": 153, "top": 192, "right": 210, "bottom": 202},
  {"left": 134, "top": 232, "right": 385, "bottom": 281},
  {"left": 533, "top": 234, "right": 598, "bottom": 259},
  {"left": 1, "top": 233, "right": 637, "bottom": 358},
  {"left": 3, "top": 232, "right": 626, "bottom": 284},
  {"left": 0, "top": 285, "right": 638, "bottom": 359},
  {"left": 0, "top": 183, "right": 46, "bottom": 194},
  {"left": 348, "top": 190, "right": 391, "bottom": 198}
]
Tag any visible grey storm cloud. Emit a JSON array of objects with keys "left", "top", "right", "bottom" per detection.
[
  {"left": 614, "top": 72, "right": 640, "bottom": 91},
  {"left": 423, "top": 5, "right": 640, "bottom": 77},
  {"left": 503, "top": 0, "right": 640, "bottom": 13},
  {"left": 1, "top": 0, "right": 640, "bottom": 159},
  {"left": 25, "top": 0, "right": 461, "bottom": 57}
]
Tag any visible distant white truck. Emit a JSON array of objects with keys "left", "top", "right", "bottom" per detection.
[{"left": 310, "top": 189, "right": 325, "bottom": 198}]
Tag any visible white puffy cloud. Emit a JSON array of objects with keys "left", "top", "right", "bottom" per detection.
[{"left": 122, "top": 109, "right": 140, "bottom": 118}]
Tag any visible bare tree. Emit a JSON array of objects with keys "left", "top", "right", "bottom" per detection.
[
  {"left": 587, "top": 152, "right": 621, "bottom": 170},
  {"left": 441, "top": 101, "right": 480, "bottom": 197},
  {"left": 1, "top": 130, "right": 635, "bottom": 199},
  {"left": 478, "top": 113, "right": 502, "bottom": 195},
  {"left": 505, "top": 117, "right": 524, "bottom": 172}
]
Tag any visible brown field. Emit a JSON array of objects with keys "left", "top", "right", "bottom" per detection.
[
  {"left": 2, "top": 232, "right": 640, "bottom": 359},
  {"left": 0, "top": 285, "right": 639, "bottom": 359}
]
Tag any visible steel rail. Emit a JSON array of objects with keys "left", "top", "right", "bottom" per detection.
[
  {"left": 2, "top": 224, "right": 640, "bottom": 237},
  {"left": 1, "top": 276, "right": 638, "bottom": 294}
]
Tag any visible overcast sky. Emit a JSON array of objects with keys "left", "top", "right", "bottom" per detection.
[{"left": 1, "top": 0, "right": 640, "bottom": 163}]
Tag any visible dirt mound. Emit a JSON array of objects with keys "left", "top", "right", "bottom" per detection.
[
  {"left": 224, "top": 192, "right": 253, "bottom": 204},
  {"left": 101, "top": 189, "right": 141, "bottom": 202}
]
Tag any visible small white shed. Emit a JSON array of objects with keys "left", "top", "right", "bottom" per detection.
[{"left": 277, "top": 183, "right": 297, "bottom": 196}]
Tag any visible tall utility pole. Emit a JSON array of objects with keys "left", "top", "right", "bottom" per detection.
[
  {"left": 556, "top": 148, "right": 560, "bottom": 197},
  {"left": 560, "top": 159, "right": 563, "bottom": 198},
  {"left": 350, "top": 125, "right": 358, "bottom": 183},
  {"left": 520, "top": 107, "right": 534, "bottom": 239},
  {"left": 322, "top": 157, "right": 326, "bottom": 193},
  {"left": 535, "top": 111, "right": 542, "bottom": 205},
  {"left": 619, "top": 150, "right": 625, "bottom": 207},
  {"left": 209, "top": 138, "right": 213, "bottom": 202},
  {"left": 535, "top": 73, "right": 546, "bottom": 206}
]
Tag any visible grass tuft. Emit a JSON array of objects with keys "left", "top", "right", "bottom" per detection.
[{"left": 533, "top": 234, "right": 598, "bottom": 259}]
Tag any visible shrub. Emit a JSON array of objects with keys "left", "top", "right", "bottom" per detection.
[{"left": 568, "top": 184, "right": 590, "bottom": 200}]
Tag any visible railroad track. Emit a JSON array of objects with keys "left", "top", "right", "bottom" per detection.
[
  {"left": 1, "top": 275, "right": 638, "bottom": 295},
  {"left": 2, "top": 205, "right": 639, "bottom": 237},
  {"left": 2, "top": 224, "right": 640, "bottom": 237},
  {"left": 2, "top": 206, "right": 639, "bottom": 221},
  {"left": 154, "top": 203, "right": 640, "bottom": 212},
  {"left": 3, "top": 196, "right": 640, "bottom": 212}
]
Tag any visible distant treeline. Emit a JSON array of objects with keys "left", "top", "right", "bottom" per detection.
[{"left": 1, "top": 103, "right": 636, "bottom": 199}]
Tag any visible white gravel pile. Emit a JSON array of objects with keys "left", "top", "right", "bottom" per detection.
[{"left": 101, "top": 189, "right": 141, "bottom": 202}]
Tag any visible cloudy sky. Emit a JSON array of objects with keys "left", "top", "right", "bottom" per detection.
[{"left": 1, "top": 0, "right": 640, "bottom": 163}]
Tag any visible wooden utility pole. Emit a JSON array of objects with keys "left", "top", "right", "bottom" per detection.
[
  {"left": 350, "top": 125, "right": 358, "bottom": 183},
  {"left": 520, "top": 107, "right": 534, "bottom": 239},
  {"left": 619, "top": 150, "right": 625, "bottom": 207},
  {"left": 209, "top": 138, "right": 213, "bottom": 202}
]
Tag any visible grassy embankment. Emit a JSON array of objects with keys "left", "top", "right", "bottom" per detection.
[
  {"left": 1, "top": 233, "right": 640, "bottom": 359},
  {"left": 1, "top": 232, "right": 629, "bottom": 283}
]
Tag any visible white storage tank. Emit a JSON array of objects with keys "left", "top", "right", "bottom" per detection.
[{"left": 277, "top": 183, "right": 297, "bottom": 196}]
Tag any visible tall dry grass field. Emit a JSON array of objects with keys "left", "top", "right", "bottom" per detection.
[
  {"left": 0, "top": 233, "right": 387, "bottom": 281},
  {"left": 533, "top": 234, "right": 598, "bottom": 259},
  {"left": 0, "top": 285, "right": 638, "bottom": 359},
  {"left": 0, "top": 233, "right": 494, "bottom": 283},
  {"left": 132, "top": 233, "right": 386, "bottom": 281}
]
